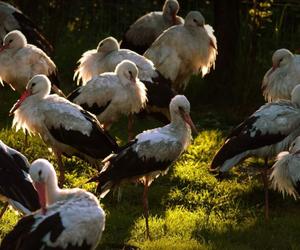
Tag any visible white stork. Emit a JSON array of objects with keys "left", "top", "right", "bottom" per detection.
[
  {"left": 0, "top": 159, "right": 105, "bottom": 250},
  {"left": 144, "top": 11, "right": 217, "bottom": 92},
  {"left": 120, "top": 0, "right": 183, "bottom": 55},
  {"left": 270, "top": 136, "right": 300, "bottom": 199},
  {"left": 0, "top": 30, "right": 61, "bottom": 93},
  {"left": 262, "top": 48, "right": 300, "bottom": 102},
  {"left": 74, "top": 36, "right": 176, "bottom": 122},
  {"left": 0, "top": 1, "right": 53, "bottom": 55},
  {"left": 89, "top": 95, "right": 198, "bottom": 239},
  {"left": 211, "top": 84, "right": 300, "bottom": 220},
  {"left": 9, "top": 74, "right": 119, "bottom": 184},
  {"left": 0, "top": 140, "right": 39, "bottom": 218},
  {"left": 69, "top": 60, "right": 147, "bottom": 138}
]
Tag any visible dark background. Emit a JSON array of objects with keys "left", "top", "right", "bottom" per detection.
[{"left": 5, "top": 0, "right": 300, "bottom": 116}]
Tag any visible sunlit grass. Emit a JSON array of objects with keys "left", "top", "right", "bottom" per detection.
[{"left": 0, "top": 125, "right": 300, "bottom": 249}]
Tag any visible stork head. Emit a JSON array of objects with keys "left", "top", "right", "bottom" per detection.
[
  {"left": 170, "top": 95, "right": 198, "bottom": 134},
  {"left": 289, "top": 136, "right": 300, "bottom": 154},
  {"left": 0, "top": 30, "right": 27, "bottom": 52},
  {"left": 185, "top": 11, "right": 205, "bottom": 28},
  {"left": 291, "top": 84, "right": 300, "bottom": 106},
  {"left": 163, "top": 0, "right": 180, "bottom": 24},
  {"left": 97, "top": 36, "right": 119, "bottom": 54},
  {"left": 271, "top": 48, "right": 293, "bottom": 70},
  {"left": 9, "top": 75, "right": 51, "bottom": 115},
  {"left": 116, "top": 60, "right": 138, "bottom": 86},
  {"left": 30, "top": 159, "right": 58, "bottom": 215}
]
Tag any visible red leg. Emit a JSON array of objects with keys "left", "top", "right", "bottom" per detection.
[
  {"left": 128, "top": 114, "right": 134, "bottom": 141},
  {"left": 143, "top": 178, "right": 151, "bottom": 239},
  {"left": 54, "top": 150, "right": 64, "bottom": 187},
  {"left": 262, "top": 157, "right": 269, "bottom": 222}
]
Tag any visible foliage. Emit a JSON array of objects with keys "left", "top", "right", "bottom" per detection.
[{"left": 1, "top": 125, "right": 300, "bottom": 249}]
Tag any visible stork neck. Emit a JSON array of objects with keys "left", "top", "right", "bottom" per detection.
[
  {"left": 45, "top": 175, "right": 62, "bottom": 205},
  {"left": 170, "top": 112, "right": 188, "bottom": 130}
]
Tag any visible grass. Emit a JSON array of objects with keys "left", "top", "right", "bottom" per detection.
[{"left": 0, "top": 112, "right": 300, "bottom": 250}]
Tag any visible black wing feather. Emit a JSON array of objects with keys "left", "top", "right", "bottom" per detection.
[
  {"left": 0, "top": 142, "right": 40, "bottom": 212},
  {"left": 12, "top": 11, "right": 53, "bottom": 56},
  {"left": 211, "top": 116, "right": 287, "bottom": 170},
  {"left": 49, "top": 110, "right": 119, "bottom": 159},
  {"left": 90, "top": 141, "right": 172, "bottom": 194}
]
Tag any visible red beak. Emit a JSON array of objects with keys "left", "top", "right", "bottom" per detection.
[
  {"left": 34, "top": 181, "right": 47, "bottom": 215},
  {"left": 9, "top": 89, "right": 31, "bottom": 115},
  {"left": 0, "top": 43, "right": 9, "bottom": 52},
  {"left": 180, "top": 110, "right": 198, "bottom": 135}
]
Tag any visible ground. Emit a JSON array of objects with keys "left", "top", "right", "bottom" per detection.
[{"left": 0, "top": 87, "right": 299, "bottom": 249}]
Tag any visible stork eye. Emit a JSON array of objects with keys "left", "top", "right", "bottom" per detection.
[
  {"left": 8, "top": 39, "right": 12, "bottom": 43},
  {"left": 193, "top": 19, "right": 197, "bottom": 23},
  {"left": 31, "top": 83, "right": 36, "bottom": 88},
  {"left": 38, "top": 170, "right": 42, "bottom": 176},
  {"left": 178, "top": 106, "right": 184, "bottom": 112},
  {"left": 129, "top": 70, "right": 133, "bottom": 76}
]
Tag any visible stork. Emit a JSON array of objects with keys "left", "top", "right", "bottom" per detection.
[
  {"left": 74, "top": 36, "right": 176, "bottom": 122},
  {"left": 10, "top": 74, "right": 119, "bottom": 184},
  {"left": 0, "top": 1, "right": 53, "bottom": 55},
  {"left": 0, "top": 30, "right": 61, "bottom": 93},
  {"left": 262, "top": 48, "right": 300, "bottom": 102},
  {"left": 0, "top": 159, "right": 105, "bottom": 250},
  {"left": 144, "top": 11, "right": 217, "bottom": 93},
  {"left": 89, "top": 95, "right": 198, "bottom": 239},
  {"left": 211, "top": 84, "right": 300, "bottom": 221},
  {"left": 120, "top": 0, "right": 183, "bottom": 55},
  {"left": 0, "top": 140, "right": 39, "bottom": 218},
  {"left": 270, "top": 136, "right": 300, "bottom": 199},
  {"left": 69, "top": 60, "right": 147, "bottom": 139}
]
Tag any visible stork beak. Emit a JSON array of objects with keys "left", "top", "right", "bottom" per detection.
[
  {"left": 0, "top": 43, "right": 9, "bottom": 52},
  {"left": 51, "top": 84, "right": 66, "bottom": 98},
  {"left": 9, "top": 89, "right": 31, "bottom": 115},
  {"left": 129, "top": 74, "right": 136, "bottom": 85},
  {"left": 34, "top": 181, "right": 47, "bottom": 215},
  {"left": 180, "top": 109, "right": 198, "bottom": 135}
]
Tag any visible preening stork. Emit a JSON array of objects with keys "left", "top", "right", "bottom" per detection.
[
  {"left": 120, "top": 0, "right": 183, "bottom": 55},
  {"left": 0, "top": 159, "right": 106, "bottom": 250},
  {"left": 69, "top": 60, "right": 147, "bottom": 138},
  {"left": 0, "top": 140, "right": 39, "bottom": 218},
  {"left": 0, "top": 30, "right": 61, "bottom": 93},
  {"left": 74, "top": 36, "right": 176, "bottom": 122},
  {"left": 270, "top": 136, "right": 300, "bottom": 199},
  {"left": 262, "top": 48, "right": 300, "bottom": 102},
  {"left": 144, "top": 11, "right": 217, "bottom": 93},
  {"left": 89, "top": 95, "right": 198, "bottom": 238},
  {"left": 0, "top": 1, "right": 53, "bottom": 55},
  {"left": 211, "top": 84, "right": 300, "bottom": 220},
  {"left": 9, "top": 74, "right": 119, "bottom": 184}
]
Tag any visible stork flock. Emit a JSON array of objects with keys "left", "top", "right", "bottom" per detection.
[{"left": 0, "top": 0, "right": 299, "bottom": 249}]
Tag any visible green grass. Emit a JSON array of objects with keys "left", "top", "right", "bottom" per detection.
[{"left": 0, "top": 120, "right": 300, "bottom": 249}]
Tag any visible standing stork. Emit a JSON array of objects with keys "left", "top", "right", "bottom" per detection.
[
  {"left": 89, "top": 95, "right": 198, "bottom": 239},
  {"left": 144, "top": 11, "right": 217, "bottom": 93},
  {"left": 0, "top": 1, "right": 53, "bottom": 55},
  {"left": 69, "top": 60, "right": 147, "bottom": 138},
  {"left": 0, "top": 140, "right": 39, "bottom": 218},
  {"left": 0, "top": 159, "right": 105, "bottom": 250},
  {"left": 270, "top": 136, "right": 300, "bottom": 199},
  {"left": 120, "top": 0, "right": 183, "bottom": 55},
  {"left": 74, "top": 36, "right": 176, "bottom": 122},
  {"left": 210, "top": 85, "right": 300, "bottom": 221},
  {"left": 262, "top": 48, "right": 300, "bottom": 102},
  {"left": 9, "top": 74, "right": 119, "bottom": 184},
  {"left": 0, "top": 30, "right": 61, "bottom": 93}
]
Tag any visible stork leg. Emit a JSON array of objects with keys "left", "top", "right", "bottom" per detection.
[
  {"left": 262, "top": 157, "right": 269, "bottom": 222},
  {"left": 143, "top": 178, "right": 151, "bottom": 240},
  {"left": 24, "top": 131, "right": 28, "bottom": 148},
  {"left": 128, "top": 114, "right": 134, "bottom": 141},
  {"left": 54, "top": 150, "right": 65, "bottom": 187},
  {"left": 0, "top": 202, "right": 8, "bottom": 219}
]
